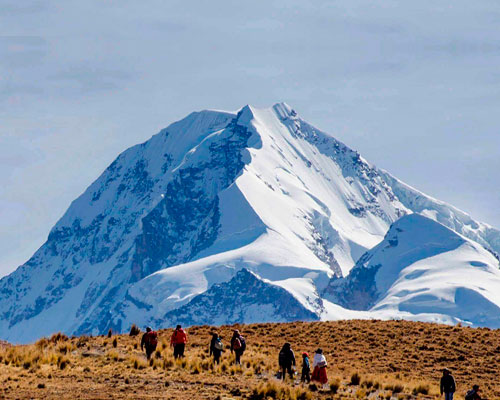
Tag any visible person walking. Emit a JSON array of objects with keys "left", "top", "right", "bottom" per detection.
[
  {"left": 170, "top": 324, "right": 187, "bottom": 359},
  {"left": 301, "top": 352, "right": 311, "bottom": 384},
  {"left": 278, "top": 342, "right": 296, "bottom": 381},
  {"left": 230, "top": 329, "right": 246, "bottom": 365},
  {"left": 140, "top": 327, "right": 158, "bottom": 360},
  {"left": 440, "top": 368, "right": 456, "bottom": 400},
  {"left": 209, "top": 333, "right": 223, "bottom": 364},
  {"left": 311, "top": 348, "right": 328, "bottom": 388}
]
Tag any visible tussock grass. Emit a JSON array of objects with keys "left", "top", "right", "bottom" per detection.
[{"left": 0, "top": 320, "right": 499, "bottom": 399}]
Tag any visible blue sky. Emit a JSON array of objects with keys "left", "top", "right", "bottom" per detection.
[{"left": 1, "top": 0, "right": 499, "bottom": 277}]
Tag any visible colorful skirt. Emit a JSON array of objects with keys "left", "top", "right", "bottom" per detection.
[{"left": 311, "top": 366, "right": 328, "bottom": 384}]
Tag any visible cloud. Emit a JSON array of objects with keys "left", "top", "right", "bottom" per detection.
[{"left": 49, "top": 65, "right": 134, "bottom": 94}]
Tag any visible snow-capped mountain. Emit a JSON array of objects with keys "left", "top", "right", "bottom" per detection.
[
  {"left": 328, "top": 214, "right": 500, "bottom": 328},
  {"left": 1, "top": 103, "right": 499, "bottom": 343}
]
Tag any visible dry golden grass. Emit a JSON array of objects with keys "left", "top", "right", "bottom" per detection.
[{"left": 0, "top": 320, "right": 499, "bottom": 399}]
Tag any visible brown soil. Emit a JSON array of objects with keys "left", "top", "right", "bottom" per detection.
[{"left": 0, "top": 319, "right": 499, "bottom": 399}]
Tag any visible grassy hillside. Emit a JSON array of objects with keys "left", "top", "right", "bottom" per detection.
[{"left": 1, "top": 320, "right": 499, "bottom": 399}]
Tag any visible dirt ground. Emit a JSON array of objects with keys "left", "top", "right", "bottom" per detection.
[{"left": 1, "top": 319, "right": 499, "bottom": 399}]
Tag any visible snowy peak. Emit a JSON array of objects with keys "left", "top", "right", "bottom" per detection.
[
  {"left": 331, "top": 214, "right": 500, "bottom": 327},
  {"left": 1, "top": 102, "right": 500, "bottom": 343}
]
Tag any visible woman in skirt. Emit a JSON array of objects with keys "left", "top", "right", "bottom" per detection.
[{"left": 311, "top": 348, "right": 328, "bottom": 387}]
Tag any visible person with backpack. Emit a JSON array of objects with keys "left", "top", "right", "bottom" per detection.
[
  {"left": 230, "top": 329, "right": 246, "bottom": 365},
  {"left": 301, "top": 352, "right": 311, "bottom": 384},
  {"left": 278, "top": 342, "right": 296, "bottom": 381},
  {"left": 209, "top": 332, "right": 223, "bottom": 364},
  {"left": 140, "top": 327, "right": 158, "bottom": 360},
  {"left": 170, "top": 324, "right": 187, "bottom": 359},
  {"left": 465, "top": 385, "right": 482, "bottom": 400},
  {"left": 311, "top": 348, "right": 328, "bottom": 387},
  {"left": 440, "top": 368, "right": 456, "bottom": 400}
]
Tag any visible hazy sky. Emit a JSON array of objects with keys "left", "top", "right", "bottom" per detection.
[{"left": 1, "top": 0, "right": 499, "bottom": 277}]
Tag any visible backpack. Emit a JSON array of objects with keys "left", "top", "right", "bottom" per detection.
[
  {"left": 214, "top": 338, "right": 223, "bottom": 351},
  {"left": 233, "top": 337, "right": 242, "bottom": 350},
  {"left": 145, "top": 331, "right": 158, "bottom": 347},
  {"left": 239, "top": 336, "right": 246, "bottom": 352},
  {"left": 465, "top": 390, "right": 475, "bottom": 400}
]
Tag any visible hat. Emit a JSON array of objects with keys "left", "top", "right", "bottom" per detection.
[
  {"left": 302, "top": 352, "right": 309, "bottom": 357},
  {"left": 145, "top": 326, "right": 152, "bottom": 332},
  {"left": 315, "top": 348, "right": 323, "bottom": 354},
  {"left": 473, "top": 385, "right": 479, "bottom": 391},
  {"left": 176, "top": 324, "right": 181, "bottom": 329}
]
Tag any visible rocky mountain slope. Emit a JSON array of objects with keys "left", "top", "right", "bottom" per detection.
[{"left": 1, "top": 103, "right": 499, "bottom": 343}]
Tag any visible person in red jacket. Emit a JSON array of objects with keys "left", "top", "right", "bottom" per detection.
[
  {"left": 170, "top": 324, "right": 187, "bottom": 359},
  {"left": 140, "top": 327, "right": 158, "bottom": 360}
]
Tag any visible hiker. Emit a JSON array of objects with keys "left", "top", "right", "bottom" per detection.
[
  {"left": 301, "top": 352, "right": 311, "bottom": 384},
  {"left": 209, "top": 333, "right": 223, "bottom": 364},
  {"left": 278, "top": 342, "right": 296, "bottom": 381},
  {"left": 311, "top": 348, "right": 328, "bottom": 387},
  {"left": 170, "top": 324, "right": 187, "bottom": 359},
  {"left": 140, "top": 327, "right": 158, "bottom": 360},
  {"left": 465, "top": 385, "right": 482, "bottom": 400},
  {"left": 440, "top": 368, "right": 456, "bottom": 400},
  {"left": 230, "top": 329, "right": 246, "bottom": 365}
]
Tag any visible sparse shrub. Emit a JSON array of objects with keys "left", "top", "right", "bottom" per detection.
[
  {"left": 107, "top": 329, "right": 112, "bottom": 338},
  {"left": 83, "top": 366, "right": 91, "bottom": 373},
  {"left": 392, "top": 384, "right": 404, "bottom": 394},
  {"left": 35, "top": 337, "right": 49, "bottom": 350},
  {"left": 37, "top": 383, "right": 45, "bottom": 389},
  {"left": 362, "top": 379, "right": 374, "bottom": 389},
  {"left": 58, "top": 358, "right": 69, "bottom": 370},
  {"left": 155, "top": 350, "right": 161, "bottom": 359},
  {"left": 412, "top": 384, "right": 429, "bottom": 395},
  {"left": 129, "top": 324, "right": 140, "bottom": 336},
  {"left": 50, "top": 332, "right": 68, "bottom": 343},
  {"left": 76, "top": 336, "right": 89, "bottom": 348},
  {"left": 330, "top": 379, "right": 340, "bottom": 394},
  {"left": 112, "top": 338, "right": 118, "bottom": 348},
  {"left": 107, "top": 350, "right": 120, "bottom": 361},
  {"left": 351, "top": 372, "right": 361, "bottom": 385},
  {"left": 57, "top": 343, "right": 72, "bottom": 354},
  {"left": 130, "top": 355, "right": 146, "bottom": 370}
]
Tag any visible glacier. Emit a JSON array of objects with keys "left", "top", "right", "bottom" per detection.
[{"left": 1, "top": 102, "right": 499, "bottom": 343}]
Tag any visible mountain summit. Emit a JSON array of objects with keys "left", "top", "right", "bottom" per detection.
[{"left": 1, "top": 103, "right": 499, "bottom": 343}]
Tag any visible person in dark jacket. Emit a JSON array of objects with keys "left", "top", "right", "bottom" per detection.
[
  {"left": 230, "top": 329, "right": 245, "bottom": 365},
  {"left": 301, "top": 352, "right": 311, "bottom": 383},
  {"left": 465, "top": 385, "right": 482, "bottom": 400},
  {"left": 440, "top": 368, "right": 456, "bottom": 400},
  {"left": 140, "top": 327, "right": 158, "bottom": 360},
  {"left": 209, "top": 333, "right": 223, "bottom": 364},
  {"left": 278, "top": 342, "right": 296, "bottom": 381}
]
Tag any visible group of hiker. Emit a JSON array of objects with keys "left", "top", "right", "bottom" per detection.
[
  {"left": 140, "top": 325, "right": 486, "bottom": 397},
  {"left": 277, "top": 343, "right": 328, "bottom": 387},
  {"left": 141, "top": 325, "right": 188, "bottom": 361}
]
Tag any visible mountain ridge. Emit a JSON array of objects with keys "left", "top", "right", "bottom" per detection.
[{"left": 1, "top": 102, "right": 499, "bottom": 343}]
